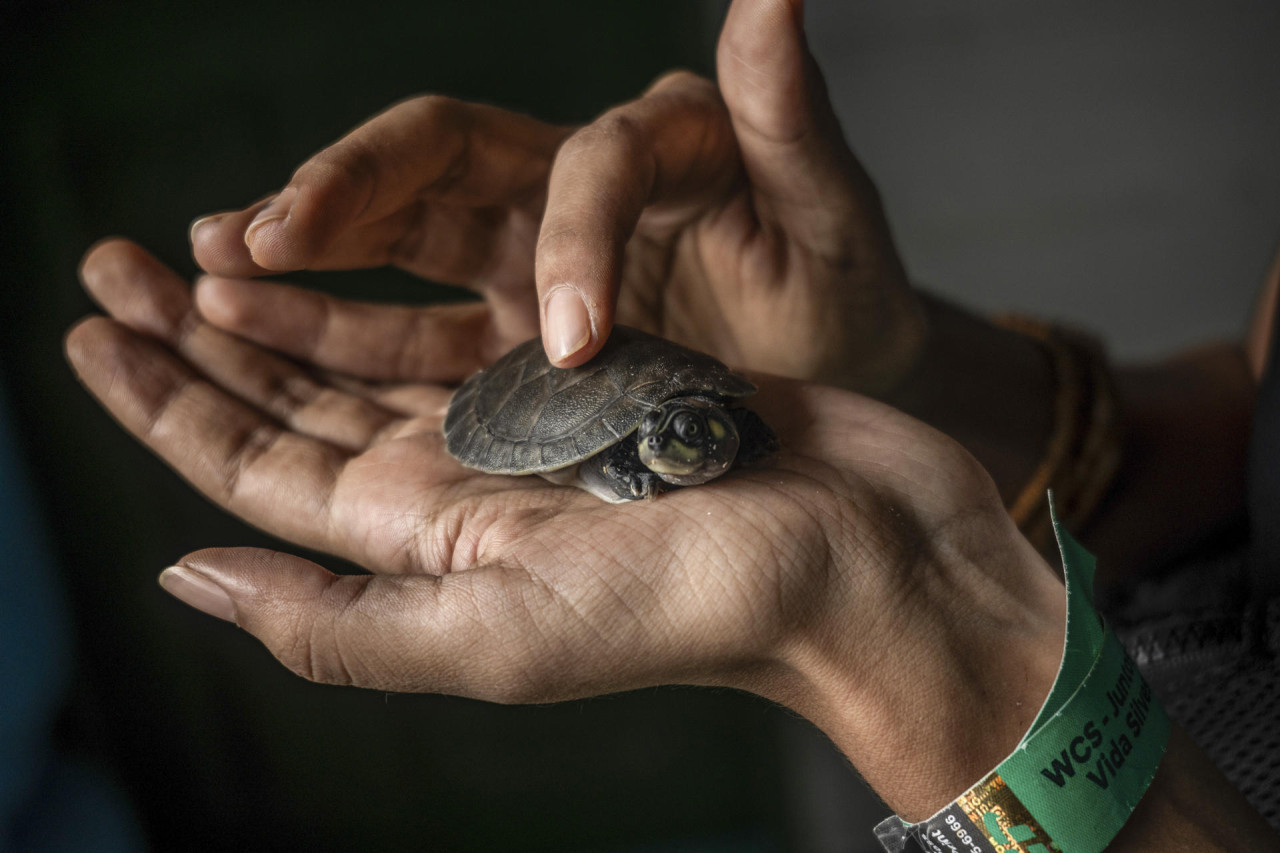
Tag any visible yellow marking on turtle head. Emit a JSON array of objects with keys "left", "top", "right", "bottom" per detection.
[{"left": 639, "top": 438, "right": 705, "bottom": 475}]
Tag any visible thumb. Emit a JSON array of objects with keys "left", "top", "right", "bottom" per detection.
[
  {"left": 716, "top": 0, "right": 880, "bottom": 252},
  {"left": 157, "top": 548, "right": 565, "bottom": 700}
]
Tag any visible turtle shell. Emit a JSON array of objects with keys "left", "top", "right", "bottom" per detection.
[{"left": 444, "top": 325, "right": 756, "bottom": 474}]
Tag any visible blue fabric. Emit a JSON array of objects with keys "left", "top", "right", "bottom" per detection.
[{"left": 0, "top": 381, "right": 144, "bottom": 852}]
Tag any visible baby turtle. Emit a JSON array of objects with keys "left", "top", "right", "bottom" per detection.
[{"left": 443, "top": 326, "right": 777, "bottom": 502}]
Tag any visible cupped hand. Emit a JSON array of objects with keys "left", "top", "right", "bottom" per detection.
[
  {"left": 189, "top": 0, "right": 924, "bottom": 395},
  {"left": 68, "top": 239, "right": 1061, "bottom": 820}
]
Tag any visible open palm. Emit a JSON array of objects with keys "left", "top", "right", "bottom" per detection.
[
  {"left": 69, "top": 238, "right": 1007, "bottom": 696},
  {"left": 69, "top": 239, "right": 1068, "bottom": 818}
]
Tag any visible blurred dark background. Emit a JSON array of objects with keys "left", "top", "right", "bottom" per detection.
[{"left": 1, "top": 1, "right": 1278, "bottom": 852}]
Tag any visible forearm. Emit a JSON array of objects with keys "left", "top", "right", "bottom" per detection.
[
  {"left": 788, "top": 528, "right": 1279, "bottom": 851},
  {"left": 1110, "top": 726, "right": 1280, "bottom": 851},
  {"left": 882, "top": 293, "right": 1056, "bottom": 509},
  {"left": 883, "top": 293, "right": 1255, "bottom": 582},
  {"left": 1085, "top": 345, "right": 1253, "bottom": 584}
]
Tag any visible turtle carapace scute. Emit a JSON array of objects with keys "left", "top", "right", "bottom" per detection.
[{"left": 443, "top": 326, "right": 777, "bottom": 502}]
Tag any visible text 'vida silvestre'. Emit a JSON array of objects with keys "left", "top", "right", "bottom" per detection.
[{"left": 1038, "top": 654, "right": 1157, "bottom": 791}]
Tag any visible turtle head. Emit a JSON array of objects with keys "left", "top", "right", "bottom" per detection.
[{"left": 636, "top": 397, "right": 740, "bottom": 487}]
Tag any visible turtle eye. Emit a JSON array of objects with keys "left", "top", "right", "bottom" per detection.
[{"left": 674, "top": 413, "right": 701, "bottom": 441}]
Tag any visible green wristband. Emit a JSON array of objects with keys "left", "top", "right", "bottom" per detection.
[{"left": 874, "top": 503, "right": 1170, "bottom": 853}]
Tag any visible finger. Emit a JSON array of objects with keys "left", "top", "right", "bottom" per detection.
[
  {"left": 717, "top": 0, "right": 885, "bottom": 254},
  {"left": 196, "top": 198, "right": 534, "bottom": 290},
  {"left": 190, "top": 94, "right": 565, "bottom": 275},
  {"left": 318, "top": 373, "right": 455, "bottom": 420},
  {"left": 196, "top": 200, "right": 543, "bottom": 348},
  {"left": 194, "top": 275, "right": 501, "bottom": 383},
  {"left": 80, "top": 239, "right": 405, "bottom": 451},
  {"left": 65, "top": 316, "right": 350, "bottom": 553},
  {"left": 161, "top": 548, "right": 639, "bottom": 701},
  {"left": 535, "top": 71, "right": 739, "bottom": 367},
  {"left": 188, "top": 197, "right": 277, "bottom": 278}
]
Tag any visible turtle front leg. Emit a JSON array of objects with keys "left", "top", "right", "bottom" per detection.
[
  {"left": 729, "top": 408, "right": 779, "bottom": 466},
  {"left": 577, "top": 438, "right": 668, "bottom": 502}
]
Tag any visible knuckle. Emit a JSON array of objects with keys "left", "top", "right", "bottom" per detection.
[
  {"left": 562, "top": 109, "right": 647, "bottom": 162},
  {"left": 646, "top": 69, "right": 712, "bottom": 97},
  {"left": 534, "top": 225, "right": 590, "bottom": 273},
  {"left": 295, "top": 142, "right": 379, "bottom": 207},
  {"left": 405, "top": 93, "right": 465, "bottom": 125},
  {"left": 262, "top": 372, "right": 323, "bottom": 420},
  {"left": 271, "top": 583, "right": 370, "bottom": 688},
  {"left": 218, "top": 421, "right": 280, "bottom": 503},
  {"left": 274, "top": 616, "right": 330, "bottom": 684},
  {"left": 592, "top": 109, "right": 648, "bottom": 151}
]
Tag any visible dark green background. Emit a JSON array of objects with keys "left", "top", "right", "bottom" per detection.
[{"left": 0, "top": 3, "right": 819, "bottom": 850}]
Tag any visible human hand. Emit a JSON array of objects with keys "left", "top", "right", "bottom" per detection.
[
  {"left": 189, "top": 0, "right": 924, "bottom": 396},
  {"left": 68, "top": 239, "right": 1061, "bottom": 820}
]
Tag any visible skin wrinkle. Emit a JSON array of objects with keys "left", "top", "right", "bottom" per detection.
[
  {"left": 363, "top": 413, "right": 413, "bottom": 450},
  {"left": 396, "top": 305, "right": 454, "bottom": 380},
  {"left": 94, "top": 332, "right": 137, "bottom": 422},
  {"left": 457, "top": 208, "right": 512, "bottom": 289},
  {"left": 479, "top": 207, "right": 539, "bottom": 295},
  {"left": 770, "top": 491, "right": 842, "bottom": 623},
  {"left": 246, "top": 440, "right": 337, "bottom": 545},
  {"left": 579, "top": 559, "right": 663, "bottom": 661},
  {"left": 649, "top": 101, "right": 721, "bottom": 203},
  {"left": 215, "top": 340, "right": 389, "bottom": 450},
  {"left": 662, "top": 233, "right": 732, "bottom": 355},
  {"left": 467, "top": 499, "right": 562, "bottom": 572},
  {"left": 395, "top": 205, "right": 469, "bottom": 285},
  {"left": 309, "top": 448, "right": 348, "bottom": 550},
  {"left": 136, "top": 358, "right": 197, "bottom": 442},
  {"left": 618, "top": 228, "right": 675, "bottom": 332},
  {"left": 218, "top": 419, "right": 288, "bottom": 508},
  {"left": 303, "top": 282, "right": 338, "bottom": 363},
  {"left": 696, "top": 486, "right": 804, "bottom": 644},
  {"left": 720, "top": 53, "right": 812, "bottom": 151},
  {"left": 346, "top": 476, "right": 462, "bottom": 574},
  {"left": 313, "top": 592, "right": 357, "bottom": 688},
  {"left": 329, "top": 574, "right": 410, "bottom": 688},
  {"left": 482, "top": 564, "right": 592, "bottom": 704},
  {"left": 300, "top": 137, "right": 384, "bottom": 233},
  {"left": 436, "top": 496, "right": 483, "bottom": 575},
  {"left": 794, "top": 555, "right": 901, "bottom": 687},
  {"left": 170, "top": 305, "right": 205, "bottom": 352},
  {"left": 536, "top": 225, "right": 604, "bottom": 274},
  {"left": 260, "top": 371, "right": 326, "bottom": 426},
  {"left": 380, "top": 196, "right": 429, "bottom": 269},
  {"left": 680, "top": 530, "right": 743, "bottom": 633},
  {"left": 188, "top": 288, "right": 412, "bottom": 452},
  {"left": 422, "top": 99, "right": 474, "bottom": 201},
  {"left": 372, "top": 514, "right": 436, "bottom": 575}
]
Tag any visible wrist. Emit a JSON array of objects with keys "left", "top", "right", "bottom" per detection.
[
  {"left": 881, "top": 294, "right": 1057, "bottom": 506},
  {"left": 827, "top": 281, "right": 930, "bottom": 398},
  {"left": 777, "top": 520, "right": 1065, "bottom": 820}
]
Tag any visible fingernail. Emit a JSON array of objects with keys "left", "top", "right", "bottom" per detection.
[
  {"left": 546, "top": 287, "right": 592, "bottom": 363},
  {"left": 189, "top": 214, "right": 222, "bottom": 245},
  {"left": 245, "top": 186, "right": 297, "bottom": 242},
  {"left": 159, "top": 567, "right": 237, "bottom": 623}
]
